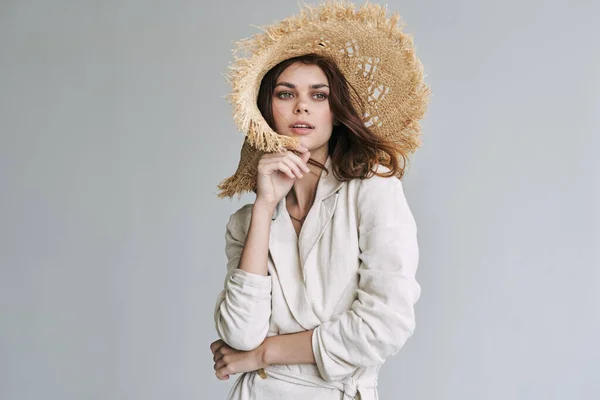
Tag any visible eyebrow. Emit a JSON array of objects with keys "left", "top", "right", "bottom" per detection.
[{"left": 274, "top": 82, "right": 330, "bottom": 89}]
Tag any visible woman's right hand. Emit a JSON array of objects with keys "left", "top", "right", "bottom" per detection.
[{"left": 255, "top": 147, "right": 311, "bottom": 210}]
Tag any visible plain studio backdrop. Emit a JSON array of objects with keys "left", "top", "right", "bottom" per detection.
[{"left": 1, "top": 0, "right": 598, "bottom": 399}]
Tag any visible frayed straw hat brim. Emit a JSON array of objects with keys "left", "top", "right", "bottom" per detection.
[{"left": 218, "top": 0, "right": 430, "bottom": 198}]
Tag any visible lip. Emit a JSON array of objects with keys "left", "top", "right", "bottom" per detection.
[
  {"left": 289, "top": 120, "right": 314, "bottom": 135},
  {"left": 290, "top": 127, "right": 313, "bottom": 135},
  {"left": 290, "top": 120, "right": 314, "bottom": 128}
]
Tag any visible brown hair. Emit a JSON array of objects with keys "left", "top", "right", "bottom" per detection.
[{"left": 257, "top": 53, "right": 408, "bottom": 180}]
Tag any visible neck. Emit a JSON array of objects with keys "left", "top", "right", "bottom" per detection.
[{"left": 286, "top": 148, "right": 328, "bottom": 212}]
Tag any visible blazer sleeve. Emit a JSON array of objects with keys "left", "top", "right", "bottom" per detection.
[
  {"left": 311, "top": 175, "right": 422, "bottom": 381},
  {"left": 213, "top": 206, "right": 272, "bottom": 351}
]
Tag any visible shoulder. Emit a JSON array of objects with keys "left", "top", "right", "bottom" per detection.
[
  {"left": 226, "top": 203, "right": 254, "bottom": 238},
  {"left": 352, "top": 164, "right": 405, "bottom": 199},
  {"left": 347, "top": 164, "right": 414, "bottom": 224}
]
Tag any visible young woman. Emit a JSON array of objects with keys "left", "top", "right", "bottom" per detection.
[{"left": 211, "top": 2, "right": 429, "bottom": 399}]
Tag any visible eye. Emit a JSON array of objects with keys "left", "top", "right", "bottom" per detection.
[
  {"left": 313, "top": 92, "right": 328, "bottom": 100},
  {"left": 275, "top": 91, "right": 293, "bottom": 99}
]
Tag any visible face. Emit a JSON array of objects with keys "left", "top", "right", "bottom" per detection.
[{"left": 271, "top": 62, "right": 334, "bottom": 155}]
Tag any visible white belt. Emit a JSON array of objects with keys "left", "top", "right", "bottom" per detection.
[
  {"left": 340, "top": 376, "right": 378, "bottom": 399},
  {"left": 258, "top": 366, "right": 378, "bottom": 399}
]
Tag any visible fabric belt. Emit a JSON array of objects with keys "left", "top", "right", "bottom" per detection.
[{"left": 259, "top": 366, "right": 378, "bottom": 400}]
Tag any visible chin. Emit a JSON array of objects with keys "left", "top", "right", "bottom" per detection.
[
  {"left": 298, "top": 138, "right": 321, "bottom": 151},
  {"left": 280, "top": 131, "right": 330, "bottom": 152}
]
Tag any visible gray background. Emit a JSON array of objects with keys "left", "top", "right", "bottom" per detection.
[{"left": 1, "top": 0, "right": 598, "bottom": 399}]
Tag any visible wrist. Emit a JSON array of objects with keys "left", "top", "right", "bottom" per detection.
[
  {"left": 253, "top": 200, "right": 277, "bottom": 217},
  {"left": 257, "top": 337, "right": 273, "bottom": 367}
]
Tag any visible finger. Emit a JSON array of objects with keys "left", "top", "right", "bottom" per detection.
[
  {"left": 215, "top": 370, "right": 230, "bottom": 380},
  {"left": 258, "top": 157, "right": 293, "bottom": 177},
  {"left": 280, "top": 157, "right": 304, "bottom": 179},
  {"left": 264, "top": 151, "right": 309, "bottom": 175},
  {"left": 213, "top": 351, "right": 225, "bottom": 363},
  {"left": 216, "top": 367, "right": 231, "bottom": 380},
  {"left": 273, "top": 161, "right": 295, "bottom": 179},
  {"left": 214, "top": 357, "right": 227, "bottom": 371},
  {"left": 260, "top": 152, "right": 294, "bottom": 164},
  {"left": 213, "top": 342, "right": 234, "bottom": 362},
  {"left": 293, "top": 144, "right": 309, "bottom": 153},
  {"left": 210, "top": 340, "right": 225, "bottom": 354},
  {"left": 285, "top": 151, "right": 311, "bottom": 174},
  {"left": 259, "top": 152, "right": 282, "bottom": 162},
  {"left": 300, "top": 150, "right": 311, "bottom": 163},
  {"left": 262, "top": 149, "right": 303, "bottom": 162},
  {"left": 258, "top": 151, "right": 291, "bottom": 168}
]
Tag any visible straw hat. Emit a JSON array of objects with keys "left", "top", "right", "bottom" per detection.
[{"left": 218, "top": 0, "right": 430, "bottom": 198}]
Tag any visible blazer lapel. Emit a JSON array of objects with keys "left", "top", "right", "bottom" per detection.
[{"left": 298, "top": 155, "right": 345, "bottom": 270}]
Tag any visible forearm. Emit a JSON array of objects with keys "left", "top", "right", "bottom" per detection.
[
  {"left": 214, "top": 202, "right": 275, "bottom": 351},
  {"left": 262, "top": 330, "right": 315, "bottom": 366},
  {"left": 238, "top": 201, "right": 275, "bottom": 276},
  {"left": 214, "top": 272, "right": 272, "bottom": 351},
  {"left": 311, "top": 270, "right": 420, "bottom": 381}
]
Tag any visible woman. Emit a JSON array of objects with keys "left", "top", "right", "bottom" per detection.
[{"left": 211, "top": 2, "right": 429, "bottom": 399}]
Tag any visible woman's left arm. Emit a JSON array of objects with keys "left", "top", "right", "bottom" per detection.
[{"left": 311, "top": 175, "right": 421, "bottom": 381}]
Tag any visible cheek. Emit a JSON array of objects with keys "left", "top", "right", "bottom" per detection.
[
  {"left": 271, "top": 102, "right": 290, "bottom": 129},
  {"left": 317, "top": 106, "right": 334, "bottom": 125}
]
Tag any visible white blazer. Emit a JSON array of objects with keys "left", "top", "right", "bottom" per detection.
[{"left": 214, "top": 155, "right": 421, "bottom": 400}]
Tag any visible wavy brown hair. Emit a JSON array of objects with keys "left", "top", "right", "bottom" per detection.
[{"left": 257, "top": 53, "right": 408, "bottom": 180}]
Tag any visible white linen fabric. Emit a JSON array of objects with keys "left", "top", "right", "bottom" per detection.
[{"left": 214, "top": 156, "right": 421, "bottom": 399}]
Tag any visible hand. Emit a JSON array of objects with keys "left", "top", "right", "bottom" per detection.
[
  {"left": 210, "top": 339, "right": 267, "bottom": 380},
  {"left": 255, "top": 147, "right": 311, "bottom": 209}
]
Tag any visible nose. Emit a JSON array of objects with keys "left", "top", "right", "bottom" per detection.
[{"left": 294, "top": 98, "right": 309, "bottom": 114}]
